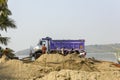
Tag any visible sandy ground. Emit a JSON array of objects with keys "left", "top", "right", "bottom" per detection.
[{"left": 0, "top": 53, "right": 120, "bottom": 80}]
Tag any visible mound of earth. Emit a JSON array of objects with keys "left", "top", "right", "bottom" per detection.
[
  {"left": 0, "top": 55, "right": 9, "bottom": 63},
  {"left": 0, "top": 53, "right": 120, "bottom": 80},
  {"left": 36, "top": 53, "right": 84, "bottom": 63},
  {"left": 35, "top": 53, "right": 118, "bottom": 72},
  {"left": 36, "top": 53, "right": 64, "bottom": 63},
  {"left": 38, "top": 70, "right": 120, "bottom": 80}
]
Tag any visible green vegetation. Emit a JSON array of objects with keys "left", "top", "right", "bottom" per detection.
[
  {"left": 0, "top": 0, "right": 16, "bottom": 45},
  {"left": 2, "top": 48, "right": 15, "bottom": 57}
]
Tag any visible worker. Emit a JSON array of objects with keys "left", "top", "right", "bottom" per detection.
[
  {"left": 3, "top": 48, "right": 9, "bottom": 55},
  {"left": 61, "top": 47, "right": 65, "bottom": 55},
  {"left": 79, "top": 50, "right": 86, "bottom": 58},
  {"left": 2, "top": 48, "right": 11, "bottom": 58},
  {"left": 42, "top": 44, "right": 47, "bottom": 54}
]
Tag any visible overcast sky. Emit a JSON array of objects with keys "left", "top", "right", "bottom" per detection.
[{"left": 1, "top": 0, "right": 120, "bottom": 52}]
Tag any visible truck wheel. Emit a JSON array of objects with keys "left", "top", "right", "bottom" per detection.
[{"left": 34, "top": 50, "right": 42, "bottom": 59}]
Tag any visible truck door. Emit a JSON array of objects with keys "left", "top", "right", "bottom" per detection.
[{"left": 41, "top": 40, "right": 49, "bottom": 52}]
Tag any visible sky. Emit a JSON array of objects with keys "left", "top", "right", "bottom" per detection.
[{"left": 1, "top": 0, "right": 120, "bottom": 52}]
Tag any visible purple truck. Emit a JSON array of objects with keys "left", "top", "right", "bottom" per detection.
[{"left": 32, "top": 37, "right": 85, "bottom": 54}]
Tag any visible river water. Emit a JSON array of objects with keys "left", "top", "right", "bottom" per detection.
[{"left": 86, "top": 53, "right": 117, "bottom": 63}]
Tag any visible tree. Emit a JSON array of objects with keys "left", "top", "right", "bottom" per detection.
[{"left": 0, "top": 0, "right": 16, "bottom": 45}]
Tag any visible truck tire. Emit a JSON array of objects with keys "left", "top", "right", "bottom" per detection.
[{"left": 33, "top": 50, "right": 42, "bottom": 59}]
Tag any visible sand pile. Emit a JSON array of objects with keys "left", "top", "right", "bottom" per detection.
[
  {"left": 37, "top": 70, "right": 120, "bottom": 80},
  {"left": 35, "top": 53, "right": 120, "bottom": 72},
  {"left": 0, "top": 58, "right": 47, "bottom": 79},
  {"left": 35, "top": 54, "right": 103, "bottom": 71},
  {"left": 36, "top": 53, "right": 82, "bottom": 63},
  {"left": 0, "top": 53, "right": 120, "bottom": 80},
  {"left": 0, "top": 55, "right": 9, "bottom": 63},
  {"left": 36, "top": 53, "right": 65, "bottom": 63}
]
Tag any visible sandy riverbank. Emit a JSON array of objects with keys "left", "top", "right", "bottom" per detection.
[{"left": 0, "top": 53, "right": 120, "bottom": 80}]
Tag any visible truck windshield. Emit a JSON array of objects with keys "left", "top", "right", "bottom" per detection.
[
  {"left": 42, "top": 41, "right": 46, "bottom": 45},
  {"left": 39, "top": 41, "right": 46, "bottom": 45}
]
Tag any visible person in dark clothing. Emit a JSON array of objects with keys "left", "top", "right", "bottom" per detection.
[
  {"left": 3, "top": 48, "right": 12, "bottom": 59},
  {"left": 3, "top": 48, "right": 9, "bottom": 55}
]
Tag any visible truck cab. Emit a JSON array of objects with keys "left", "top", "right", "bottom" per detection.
[
  {"left": 33, "top": 40, "right": 47, "bottom": 53},
  {"left": 33, "top": 37, "right": 51, "bottom": 54}
]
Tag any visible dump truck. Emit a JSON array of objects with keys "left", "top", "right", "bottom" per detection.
[{"left": 30, "top": 37, "right": 85, "bottom": 59}]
